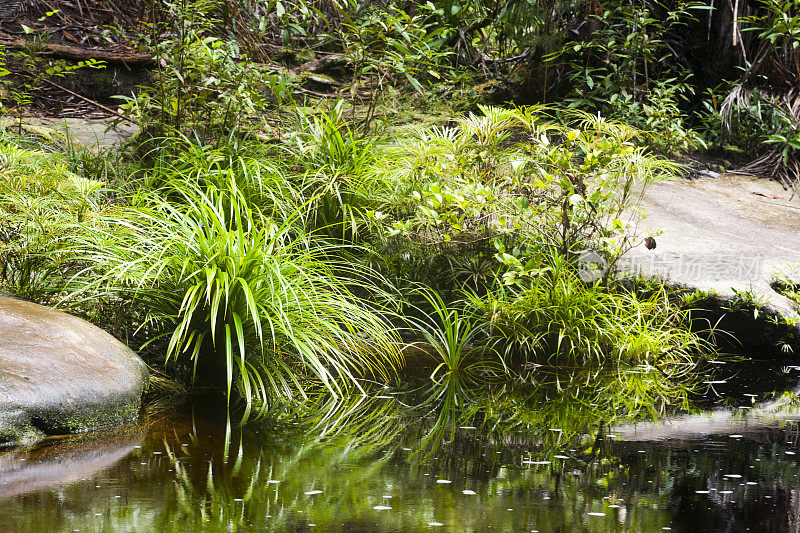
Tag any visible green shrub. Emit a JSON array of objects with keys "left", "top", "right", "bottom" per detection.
[
  {"left": 368, "top": 105, "right": 678, "bottom": 290},
  {"left": 476, "top": 252, "right": 708, "bottom": 367},
  {"left": 548, "top": 0, "right": 706, "bottom": 153},
  {"left": 0, "top": 141, "right": 104, "bottom": 300},
  {"left": 116, "top": 1, "right": 275, "bottom": 144}
]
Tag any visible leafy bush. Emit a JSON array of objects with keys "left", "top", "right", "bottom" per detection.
[
  {"left": 368, "top": 105, "right": 677, "bottom": 289},
  {"left": 336, "top": 4, "right": 452, "bottom": 93},
  {"left": 116, "top": 1, "right": 281, "bottom": 144},
  {"left": 713, "top": 0, "right": 800, "bottom": 187},
  {"left": 476, "top": 251, "right": 708, "bottom": 366},
  {"left": 548, "top": 0, "right": 706, "bottom": 153}
]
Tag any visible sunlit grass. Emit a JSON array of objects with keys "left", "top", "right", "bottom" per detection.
[
  {"left": 0, "top": 140, "right": 107, "bottom": 300},
  {"left": 65, "top": 172, "right": 400, "bottom": 419},
  {"left": 476, "top": 253, "right": 709, "bottom": 368}
]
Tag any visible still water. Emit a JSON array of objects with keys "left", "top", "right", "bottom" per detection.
[{"left": 2, "top": 361, "right": 800, "bottom": 532}]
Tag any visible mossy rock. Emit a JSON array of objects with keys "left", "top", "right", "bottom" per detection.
[
  {"left": 0, "top": 296, "right": 148, "bottom": 449},
  {"left": 271, "top": 48, "right": 316, "bottom": 67}
]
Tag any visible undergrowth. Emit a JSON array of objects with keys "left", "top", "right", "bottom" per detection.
[{"left": 0, "top": 101, "right": 713, "bottom": 422}]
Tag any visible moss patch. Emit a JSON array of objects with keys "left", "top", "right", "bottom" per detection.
[
  {"left": 775, "top": 281, "right": 800, "bottom": 308},
  {"left": 0, "top": 397, "right": 143, "bottom": 450}
]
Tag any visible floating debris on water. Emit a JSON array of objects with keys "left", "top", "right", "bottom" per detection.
[
  {"left": 305, "top": 490, "right": 323, "bottom": 495},
  {"left": 436, "top": 479, "right": 452, "bottom": 484},
  {"left": 373, "top": 505, "right": 392, "bottom": 510},
  {"left": 462, "top": 490, "right": 476, "bottom": 495}
]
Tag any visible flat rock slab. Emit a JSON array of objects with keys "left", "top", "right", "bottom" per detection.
[
  {"left": 1, "top": 117, "right": 138, "bottom": 150},
  {"left": 0, "top": 296, "right": 148, "bottom": 447},
  {"left": 613, "top": 393, "right": 800, "bottom": 442},
  {"left": 623, "top": 173, "right": 800, "bottom": 350}
]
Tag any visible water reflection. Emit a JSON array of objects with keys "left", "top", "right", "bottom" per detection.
[
  {"left": 0, "top": 428, "right": 144, "bottom": 499},
  {"left": 2, "top": 359, "right": 800, "bottom": 531},
  {"left": 408, "top": 362, "right": 697, "bottom": 460}
]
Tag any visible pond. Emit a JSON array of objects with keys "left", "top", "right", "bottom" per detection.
[{"left": 2, "top": 357, "right": 800, "bottom": 532}]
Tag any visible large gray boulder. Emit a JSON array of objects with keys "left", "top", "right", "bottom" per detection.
[
  {"left": 623, "top": 173, "right": 800, "bottom": 353},
  {"left": 0, "top": 296, "right": 148, "bottom": 447}
]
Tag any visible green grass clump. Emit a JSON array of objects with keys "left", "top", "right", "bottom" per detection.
[
  {"left": 478, "top": 254, "right": 707, "bottom": 368},
  {"left": 65, "top": 168, "right": 400, "bottom": 419},
  {"left": 774, "top": 276, "right": 800, "bottom": 308},
  {"left": 0, "top": 141, "right": 106, "bottom": 300}
]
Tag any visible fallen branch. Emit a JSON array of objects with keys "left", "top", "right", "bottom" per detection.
[
  {"left": 0, "top": 37, "right": 153, "bottom": 67},
  {"left": 295, "top": 86, "right": 338, "bottom": 98},
  {"left": 298, "top": 54, "right": 351, "bottom": 73}
]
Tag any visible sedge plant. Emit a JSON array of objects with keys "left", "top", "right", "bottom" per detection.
[{"left": 65, "top": 171, "right": 401, "bottom": 420}]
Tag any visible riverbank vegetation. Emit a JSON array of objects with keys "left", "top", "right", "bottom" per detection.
[
  {"left": 1, "top": 0, "right": 797, "bottom": 437},
  {"left": 0, "top": 100, "right": 711, "bottom": 419}
]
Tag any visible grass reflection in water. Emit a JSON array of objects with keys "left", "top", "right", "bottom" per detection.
[{"left": 0, "top": 362, "right": 708, "bottom": 532}]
